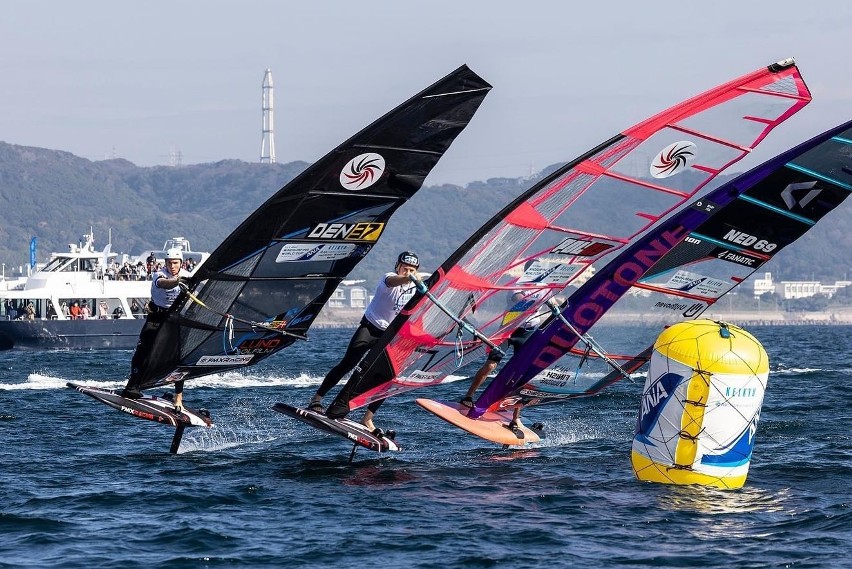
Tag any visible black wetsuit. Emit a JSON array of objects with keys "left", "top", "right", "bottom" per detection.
[{"left": 315, "top": 317, "right": 384, "bottom": 415}]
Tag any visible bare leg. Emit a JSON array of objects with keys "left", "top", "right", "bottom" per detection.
[
  {"left": 173, "top": 380, "right": 184, "bottom": 412},
  {"left": 465, "top": 360, "right": 497, "bottom": 399},
  {"left": 360, "top": 409, "right": 376, "bottom": 431},
  {"left": 510, "top": 407, "right": 523, "bottom": 429}
]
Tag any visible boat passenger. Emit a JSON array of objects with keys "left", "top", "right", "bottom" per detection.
[
  {"left": 313, "top": 251, "right": 423, "bottom": 432},
  {"left": 145, "top": 252, "right": 156, "bottom": 276},
  {"left": 122, "top": 248, "right": 190, "bottom": 409}
]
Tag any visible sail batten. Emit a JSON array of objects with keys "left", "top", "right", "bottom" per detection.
[
  {"left": 603, "top": 171, "right": 691, "bottom": 197},
  {"left": 663, "top": 123, "right": 752, "bottom": 150},
  {"left": 785, "top": 163, "right": 852, "bottom": 190},
  {"left": 422, "top": 87, "right": 492, "bottom": 98},
  {"left": 737, "top": 194, "right": 816, "bottom": 224},
  {"left": 350, "top": 145, "right": 446, "bottom": 156}
]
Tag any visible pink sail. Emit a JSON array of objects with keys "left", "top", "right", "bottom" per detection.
[
  {"left": 340, "top": 59, "right": 811, "bottom": 414},
  {"left": 485, "top": 117, "right": 852, "bottom": 414}
]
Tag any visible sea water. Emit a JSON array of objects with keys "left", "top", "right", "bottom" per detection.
[{"left": 0, "top": 325, "right": 850, "bottom": 568}]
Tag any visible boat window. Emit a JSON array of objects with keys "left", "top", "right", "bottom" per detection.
[
  {"left": 57, "top": 299, "right": 72, "bottom": 318},
  {"left": 42, "top": 257, "right": 71, "bottom": 273},
  {"left": 1, "top": 299, "right": 21, "bottom": 320},
  {"left": 129, "top": 297, "right": 150, "bottom": 318},
  {"left": 1, "top": 298, "right": 43, "bottom": 320},
  {"left": 59, "top": 259, "right": 80, "bottom": 273},
  {"left": 88, "top": 298, "right": 126, "bottom": 319},
  {"left": 59, "top": 298, "right": 95, "bottom": 319}
]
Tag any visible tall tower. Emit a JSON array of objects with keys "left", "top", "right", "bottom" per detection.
[{"left": 260, "top": 68, "right": 276, "bottom": 163}]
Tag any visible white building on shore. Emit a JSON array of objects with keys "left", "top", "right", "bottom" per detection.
[
  {"left": 753, "top": 272, "right": 852, "bottom": 299},
  {"left": 328, "top": 280, "right": 369, "bottom": 310}
]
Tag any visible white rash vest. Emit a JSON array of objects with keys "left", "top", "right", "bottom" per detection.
[{"left": 362, "top": 272, "right": 417, "bottom": 330}]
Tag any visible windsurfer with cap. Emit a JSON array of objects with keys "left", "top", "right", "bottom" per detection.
[
  {"left": 122, "top": 248, "right": 190, "bottom": 410},
  {"left": 309, "top": 251, "right": 422, "bottom": 432}
]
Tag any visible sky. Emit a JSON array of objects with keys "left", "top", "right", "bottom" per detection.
[{"left": 2, "top": 0, "right": 852, "bottom": 186}]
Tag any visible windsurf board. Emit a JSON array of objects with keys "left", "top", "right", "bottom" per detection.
[
  {"left": 271, "top": 402, "right": 400, "bottom": 452},
  {"left": 415, "top": 398, "right": 543, "bottom": 446},
  {"left": 67, "top": 383, "right": 213, "bottom": 428}
]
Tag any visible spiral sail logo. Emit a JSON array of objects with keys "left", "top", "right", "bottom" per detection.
[
  {"left": 650, "top": 141, "right": 696, "bottom": 178},
  {"left": 340, "top": 153, "right": 386, "bottom": 190}
]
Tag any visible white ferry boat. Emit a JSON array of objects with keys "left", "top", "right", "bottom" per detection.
[{"left": 0, "top": 231, "right": 208, "bottom": 350}]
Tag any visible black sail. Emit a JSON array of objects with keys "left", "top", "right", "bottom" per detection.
[{"left": 135, "top": 65, "right": 491, "bottom": 389}]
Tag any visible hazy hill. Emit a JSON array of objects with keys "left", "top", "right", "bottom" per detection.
[
  {"left": 0, "top": 142, "right": 849, "bottom": 284},
  {"left": 0, "top": 142, "right": 531, "bottom": 280}
]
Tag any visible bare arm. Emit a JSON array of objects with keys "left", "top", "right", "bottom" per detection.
[
  {"left": 156, "top": 276, "right": 181, "bottom": 289},
  {"left": 384, "top": 272, "right": 423, "bottom": 287}
]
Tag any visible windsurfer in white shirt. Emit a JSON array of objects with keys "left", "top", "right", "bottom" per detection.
[
  {"left": 122, "top": 248, "right": 190, "bottom": 410},
  {"left": 309, "top": 251, "right": 422, "bottom": 432}
]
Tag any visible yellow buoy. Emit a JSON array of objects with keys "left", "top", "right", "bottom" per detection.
[{"left": 631, "top": 319, "right": 769, "bottom": 489}]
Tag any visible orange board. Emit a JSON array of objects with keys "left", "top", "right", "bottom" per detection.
[{"left": 415, "top": 398, "right": 542, "bottom": 446}]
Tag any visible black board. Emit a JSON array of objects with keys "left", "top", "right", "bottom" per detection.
[
  {"left": 271, "top": 402, "right": 400, "bottom": 453},
  {"left": 67, "top": 383, "right": 213, "bottom": 428}
]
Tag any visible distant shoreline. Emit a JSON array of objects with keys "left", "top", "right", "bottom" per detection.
[
  {"left": 599, "top": 309, "right": 852, "bottom": 327},
  {"left": 313, "top": 307, "right": 852, "bottom": 329}
]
